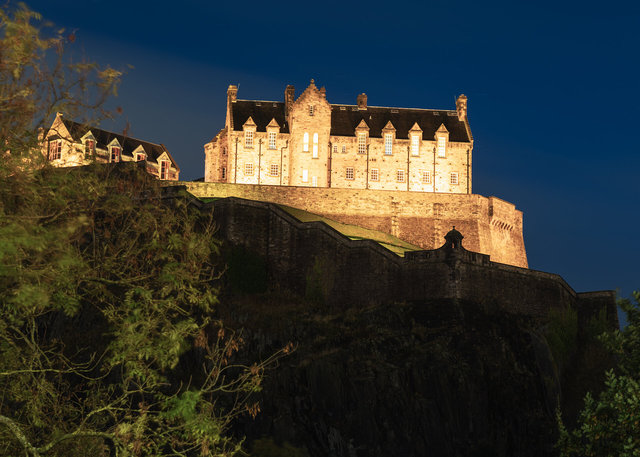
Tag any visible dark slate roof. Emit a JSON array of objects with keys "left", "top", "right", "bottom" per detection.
[
  {"left": 61, "top": 118, "right": 180, "bottom": 170},
  {"left": 231, "top": 100, "right": 470, "bottom": 142},
  {"left": 330, "top": 105, "right": 470, "bottom": 141},
  {"left": 231, "top": 100, "right": 290, "bottom": 133}
]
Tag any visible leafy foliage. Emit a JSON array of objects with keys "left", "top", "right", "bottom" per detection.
[
  {"left": 557, "top": 292, "right": 640, "bottom": 457},
  {"left": 0, "top": 4, "right": 286, "bottom": 456}
]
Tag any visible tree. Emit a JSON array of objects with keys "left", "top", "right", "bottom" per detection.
[
  {"left": 0, "top": 5, "right": 286, "bottom": 456},
  {"left": 557, "top": 292, "right": 640, "bottom": 457}
]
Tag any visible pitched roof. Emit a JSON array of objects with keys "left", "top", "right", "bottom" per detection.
[
  {"left": 329, "top": 105, "right": 469, "bottom": 141},
  {"left": 60, "top": 118, "right": 180, "bottom": 170},
  {"left": 230, "top": 100, "right": 470, "bottom": 142},
  {"left": 231, "top": 100, "right": 290, "bottom": 133}
]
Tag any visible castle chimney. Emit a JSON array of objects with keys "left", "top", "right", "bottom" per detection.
[
  {"left": 456, "top": 94, "right": 467, "bottom": 121},
  {"left": 284, "top": 85, "right": 295, "bottom": 117},
  {"left": 357, "top": 93, "right": 367, "bottom": 110},
  {"left": 227, "top": 85, "right": 238, "bottom": 103}
]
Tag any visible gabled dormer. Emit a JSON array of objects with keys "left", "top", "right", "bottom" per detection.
[
  {"left": 80, "top": 131, "right": 96, "bottom": 158},
  {"left": 243, "top": 117, "right": 256, "bottom": 149},
  {"left": 266, "top": 118, "right": 280, "bottom": 150},
  {"left": 435, "top": 123, "right": 449, "bottom": 158},
  {"left": 382, "top": 121, "right": 396, "bottom": 155},
  {"left": 409, "top": 122, "right": 422, "bottom": 156},
  {"left": 107, "top": 138, "right": 121, "bottom": 163},
  {"left": 132, "top": 144, "right": 147, "bottom": 162},
  {"left": 355, "top": 119, "right": 369, "bottom": 155},
  {"left": 156, "top": 151, "right": 172, "bottom": 180}
]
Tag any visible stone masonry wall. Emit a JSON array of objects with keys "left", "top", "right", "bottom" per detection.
[
  {"left": 169, "top": 191, "right": 615, "bottom": 327},
  {"left": 180, "top": 181, "right": 528, "bottom": 268}
]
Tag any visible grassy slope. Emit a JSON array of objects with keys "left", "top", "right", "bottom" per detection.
[
  {"left": 199, "top": 197, "right": 420, "bottom": 256},
  {"left": 275, "top": 204, "right": 420, "bottom": 256}
]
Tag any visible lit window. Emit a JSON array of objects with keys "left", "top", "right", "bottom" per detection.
[
  {"left": 396, "top": 170, "right": 405, "bottom": 182},
  {"left": 135, "top": 152, "right": 146, "bottom": 162},
  {"left": 160, "top": 160, "right": 170, "bottom": 180},
  {"left": 450, "top": 172, "right": 459, "bottom": 185},
  {"left": 421, "top": 171, "right": 431, "bottom": 184},
  {"left": 341, "top": 145, "right": 346, "bottom": 153},
  {"left": 270, "top": 164, "right": 279, "bottom": 177},
  {"left": 333, "top": 145, "right": 338, "bottom": 154},
  {"left": 358, "top": 133, "right": 366, "bottom": 154},
  {"left": 48, "top": 140, "right": 61, "bottom": 160},
  {"left": 313, "top": 133, "right": 318, "bottom": 158},
  {"left": 346, "top": 167, "right": 354, "bottom": 180},
  {"left": 221, "top": 167, "right": 227, "bottom": 180},
  {"left": 302, "top": 169, "right": 308, "bottom": 182},
  {"left": 384, "top": 133, "right": 393, "bottom": 155},
  {"left": 268, "top": 132, "right": 277, "bottom": 149},
  {"left": 309, "top": 105, "right": 314, "bottom": 116},
  {"left": 245, "top": 130, "right": 254, "bottom": 148},
  {"left": 411, "top": 135, "right": 420, "bottom": 156},
  {"left": 84, "top": 139, "right": 94, "bottom": 157},
  {"left": 312, "top": 176, "right": 318, "bottom": 187},
  {"left": 437, "top": 137, "right": 446, "bottom": 157},
  {"left": 245, "top": 163, "right": 254, "bottom": 175},
  {"left": 370, "top": 168, "right": 379, "bottom": 181},
  {"left": 303, "top": 132, "right": 309, "bottom": 152},
  {"left": 110, "top": 146, "right": 121, "bottom": 163}
]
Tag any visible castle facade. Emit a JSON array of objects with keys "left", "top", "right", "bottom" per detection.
[
  {"left": 205, "top": 81, "right": 472, "bottom": 193},
  {"left": 201, "top": 81, "right": 527, "bottom": 268}
]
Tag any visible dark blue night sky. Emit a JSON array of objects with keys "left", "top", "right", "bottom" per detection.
[{"left": 24, "top": 0, "right": 639, "bottom": 309}]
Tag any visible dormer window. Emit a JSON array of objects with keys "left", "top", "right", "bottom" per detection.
[
  {"left": 245, "top": 130, "right": 254, "bottom": 148},
  {"left": 411, "top": 135, "right": 420, "bottom": 156},
  {"left": 110, "top": 146, "right": 121, "bottom": 163},
  {"left": 268, "top": 132, "right": 277, "bottom": 150},
  {"left": 312, "top": 133, "right": 318, "bottom": 158},
  {"left": 84, "top": 139, "right": 95, "bottom": 157},
  {"left": 384, "top": 133, "right": 393, "bottom": 155},
  {"left": 437, "top": 137, "right": 446, "bottom": 158},
  {"left": 303, "top": 132, "right": 309, "bottom": 152},
  {"left": 48, "top": 140, "right": 61, "bottom": 160},
  {"left": 309, "top": 105, "right": 315, "bottom": 116},
  {"left": 358, "top": 133, "right": 367, "bottom": 154},
  {"left": 160, "top": 160, "right": 170, "bottom": 180},
  {"left": 135, "top": 152, "right": 146, "bottom": 162}
]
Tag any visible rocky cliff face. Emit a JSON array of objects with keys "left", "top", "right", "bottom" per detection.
[{"left": 220, "top": 296, "right": 562, "bottom": 457}]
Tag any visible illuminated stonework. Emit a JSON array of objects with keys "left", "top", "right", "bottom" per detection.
[
  {"left": 205, "top": 80, "right": 472, "bottom": 193},
  {"left": 43, "top": 113, "right": 180, "bottom": 180},
  {"left": 202, "top": 81, "right": 528, "bottom": 268}
]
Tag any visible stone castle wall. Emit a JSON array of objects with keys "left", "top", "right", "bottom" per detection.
[
  {"left": 181, "top": 181, "right": 528, "bottom": 268},
  {"left": 169, "top": 190, "right": 616, "bottom": 328}
]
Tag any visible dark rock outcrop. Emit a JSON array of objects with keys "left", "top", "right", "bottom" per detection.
[{"left": 223, "top": 297, "right": 561, "bottom": 457}]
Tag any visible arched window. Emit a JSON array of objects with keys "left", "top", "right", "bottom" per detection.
[{"left": 303, "top": 132, "right": 309, "bottom": 152}]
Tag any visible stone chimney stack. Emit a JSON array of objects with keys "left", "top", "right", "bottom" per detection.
[
  {"left": 284, "top": 85, "right": 295, "bottom": 117},
  {"left": 227, "top": 85, "right": 238, "bottom": 103},
  {"left": 357, "top": 93, "right": 367, "bottom": 110},
  {"left": 225, "top": 85, "right": 238, "bottom": 128},
  {"left": 456, "top": 94, "right": 467, "bottom": 121}
]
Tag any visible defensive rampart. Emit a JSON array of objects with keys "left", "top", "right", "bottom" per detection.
[
  {"left": 179, "top": 182, "right": 528, "bottom": 268},
  {"left": 164, "top": 186, "right": 616, "bottom": 327}
]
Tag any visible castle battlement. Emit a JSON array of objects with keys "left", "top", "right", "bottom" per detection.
[{"left": 161, "top": 185, "right": 616, "bottom": 329}]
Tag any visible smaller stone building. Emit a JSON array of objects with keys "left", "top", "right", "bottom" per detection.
[
  {"left": 43, "top": 113, "right": 180, "bottom": 180},
  {"left": 205, "top": 81, "right": 472, "bottom": 193}
]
